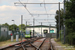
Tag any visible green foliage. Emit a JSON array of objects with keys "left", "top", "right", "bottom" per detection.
[
  {"left": 65, "top": 0, "right": 75, "bottom": 32},
  {"left": 55, "top": 0, "right": 75, "bottom": 45},
  {"left": 1, "top": 23, "right": 28, "bottom": 33},
  {"left": 54, "top": 38, "right": 60, "bottom": 42},
  {"left": 18, "top": 24, "right": 26, "bottom": 32},
  {"left": 55, "top": 9, "right": 64, "bottom": 27},
  {"left": 9, "top": 25, "right": 13, "bottom": 31},
  {"left": 2, "top": 23, "right": 9, "bottom": 27},
  {"left": 59, "top": 30, "right": 63, "bottom": 40},
  {"left": 66, "top": 32, "right": 75, "bottom": 45},
  {"left": 55, "top": 9, "right": 64, "bottom": 39},
  {"left": 9, "top": 24, "right": 18, "bottom": 31},
  {"left": 2, "top": 23, "right": 19, "bottom": 31},
  {"left": 64, "top": 0, "right": 75, "bottom": 45}
]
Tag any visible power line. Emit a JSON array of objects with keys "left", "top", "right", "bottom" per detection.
[
  {"left": 35, "top": 19, "right": 55, "bottom": 20},
  {"left": 18, "top": 0, "right": 33, "bottom": 16},
  {"left": 30, "top": 14, "right": 56, "bottom": 15},
  {"left": 39, "top": 22, "right": 55, "bottom": 23},
  {"left": 14, "top": 1, "right": 63, "bottom": 17},
  {"left": 27, "top": 0, "right": 29, "bottom": 3},
  {"left": 44, "top": 0, "right": 49, "bottom": 17}
]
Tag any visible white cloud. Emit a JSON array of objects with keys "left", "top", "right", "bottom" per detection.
[{"left": 0, "top": 0, "right": 63, "bottom": 26}]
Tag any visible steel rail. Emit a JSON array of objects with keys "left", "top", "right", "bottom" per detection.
[
  {"left": 30, "top": 38, "right": 46, "bottom": 50},
  {"left": 37, "top": 38, "right": 46, "bottom": 50},
  {"left": 0, "top": 38, "right": 42, "bottom": 50},
  {"left": 15, "top": 38, "right": 43, "bottom": 50},
  {"left": 15, "top": 38, "right": 42, "bottom": 50}
]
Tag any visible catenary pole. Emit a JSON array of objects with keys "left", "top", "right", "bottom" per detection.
[
  {"left": 59, "top": 2, "right": 60, "bottom": 38},
  {"left": 63, "top": 0, "right": 66, "bottom": 44}
]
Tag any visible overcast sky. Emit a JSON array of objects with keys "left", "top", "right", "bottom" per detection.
[{"left": 0, "top": 0, "right": 63, "bottom": 26}]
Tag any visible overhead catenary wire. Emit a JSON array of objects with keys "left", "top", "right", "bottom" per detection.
[
  {"left": 18, "top": 0, "right": 33, "bottom": 16},
  {"left": 14, "top": 3, "right": 63, "bottom": 5},
  {"left": 27, "top": 0, "right": 29, "bottom": 3},
  {"left": 44, "top": 0, "right": 48, "bottom": 16},
  {"left": 39, "top": 21, "right": 55, "bottom": 23},
  {"left": 43, "top": 0, "right": 49, "bottom": 21},
  {"left": 35, "top": 19, "right": 56, "bottom": 22},
  {"left": 15, "top": 0, "right": 58, "bottom": 26},
  {"left": 29, "top": 14, "right": 56, "bottom": 15},
  {"left": 35, "top": 20, "right": 39, "bottom": 23},
  {"left": 35, "top": 19, "right": 55, "bottom": 20}
]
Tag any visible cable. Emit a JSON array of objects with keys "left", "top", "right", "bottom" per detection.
[
  {"left": 35, "top": 20, "right": 40, "bottom": 23},
  {"left": 43, "top": 0, "right": 49, "bottom": 21},
  {"left": 27, "top": 0, "right": 29, "bottom": 3},
  {"left": 18, "top": 0, "right": 33, "bottom": 16}
]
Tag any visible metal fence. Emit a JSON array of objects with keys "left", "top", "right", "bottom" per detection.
[{"left": 46, "top": 33, "right": 56, "bottom": 38}]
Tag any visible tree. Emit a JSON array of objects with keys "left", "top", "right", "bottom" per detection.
[
  {"left": 2, "top": 23, "right": 9, "bottom": 27},
  {"left": 9, "top": 24, "right": 18, "bottom": 31},
  {"left": 18, "top": 24, "right": 26, "bottom": 32},
  {"left": 65, "top": 0, "right": 75, "bottom": 32},
  {"left": 64, "top": 0, "right": 75, "bottom": 45},
  {"left": 55, "top": 9, "right": 64, "bottom": 39}
]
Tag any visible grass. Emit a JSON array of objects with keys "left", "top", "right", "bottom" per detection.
[
  {"left": 0, "top": 39, "right": 21, "bottom": 47},
  {"left": 54, "top": 38, "right": 75, "bottom": 50}
]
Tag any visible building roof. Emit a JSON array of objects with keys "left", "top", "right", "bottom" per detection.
[{"left": 26, "top": 25, "right": 56, "bottom": 28}]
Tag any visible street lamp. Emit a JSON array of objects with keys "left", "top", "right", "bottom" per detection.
[{"left": 12, "top": 20, "right": 15, "bottom": 34}]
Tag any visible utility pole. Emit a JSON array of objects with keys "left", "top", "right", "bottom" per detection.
[
  {"left": 41, "top": 22, "right": 42, "bottom": 37},
  {"left": 49, "top": 24, "right": 51, "bottom": 33},
  {"left": 21, "top": 15, "right": 23, "bottom": 41},
  {"left": 63, "top": 0, "right": 66, "bottom": 44},
  {"left": 33, "top": 18, "right": 35, "bottom": 37},
  {"left": 59, "top": 2, "right": 60, "bottom": 38},
  {"left": 26, "top": 21, "right": 27, "bottom": 26},
  {"left": 25, "top": 21, "right": 27, "bottom": 30}
]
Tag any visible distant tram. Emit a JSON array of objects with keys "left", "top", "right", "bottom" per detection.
[{"left": 25, "top": 30, "right": 31, "bottom": 38}]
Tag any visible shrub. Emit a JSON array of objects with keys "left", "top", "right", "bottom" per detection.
[{"left": 66, "top": 32, "right": 75, "bottom": 45}]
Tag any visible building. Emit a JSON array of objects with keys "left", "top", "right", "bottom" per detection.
[
  {"left": 26, "top": 25, "right": 57, "bottom": 37},
  {"left": 0, "top": 26, "right": 9, "bottom": 37}
]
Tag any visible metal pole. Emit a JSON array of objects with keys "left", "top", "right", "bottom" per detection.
[
  {"left": 14, "top": 2, "right": 63, "bottom": 5},
  {"left": 50, "top": 24, "right": 52, "bottom": 39},
  {"left": 25, "top": 21, "right": 27, "bottom": 30},
  {"left": 41, "top": 22, "right": 42, "bottom": 37},
  {"left": 12, "top": 20, "right": 14, "bottom": 35},
  {"left": 61, "top": 25, "right": 62, "bottom": 42},
  {"left": 33, "top": 18, "right": 34, "bottom": 37},
  {"left": 26, "top": 21, "right": 27, "bottom": 26},
  {"left": 63, "top": 0, "right": 66, "bottom": 44},
  {"left": 49, "top": 24, "right": 50, "bottom": 33},
  {"left": 59, "top": 2, "right": 60, "bottom": 38},
  {"left": 21, "top": 15, "right": 23, "bottom": 41},
  {"left": 13, "top": 20, "right": 15, "bottom": 33}
]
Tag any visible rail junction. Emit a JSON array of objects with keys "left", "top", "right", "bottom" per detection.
[{"left": 0, "top": 38, "right": 53, "bottom": 50}]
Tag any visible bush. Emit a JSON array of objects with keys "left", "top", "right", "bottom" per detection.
[
  {"left": 59, "top": 30, "right": 63, "bottom": 40},
  {"left": 54, "top": 38, "right": 60, "bottom": 42},
  {"left": 66, "top": 32, "right": 75, "bottom": 45}
]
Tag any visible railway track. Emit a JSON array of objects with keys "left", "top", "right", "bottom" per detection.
[
  {"left": 0, "top": 38, "right": 41, "bottom": 50},
  {"left": 0, "top": 38, "right": 53, "bottom": 50}
]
